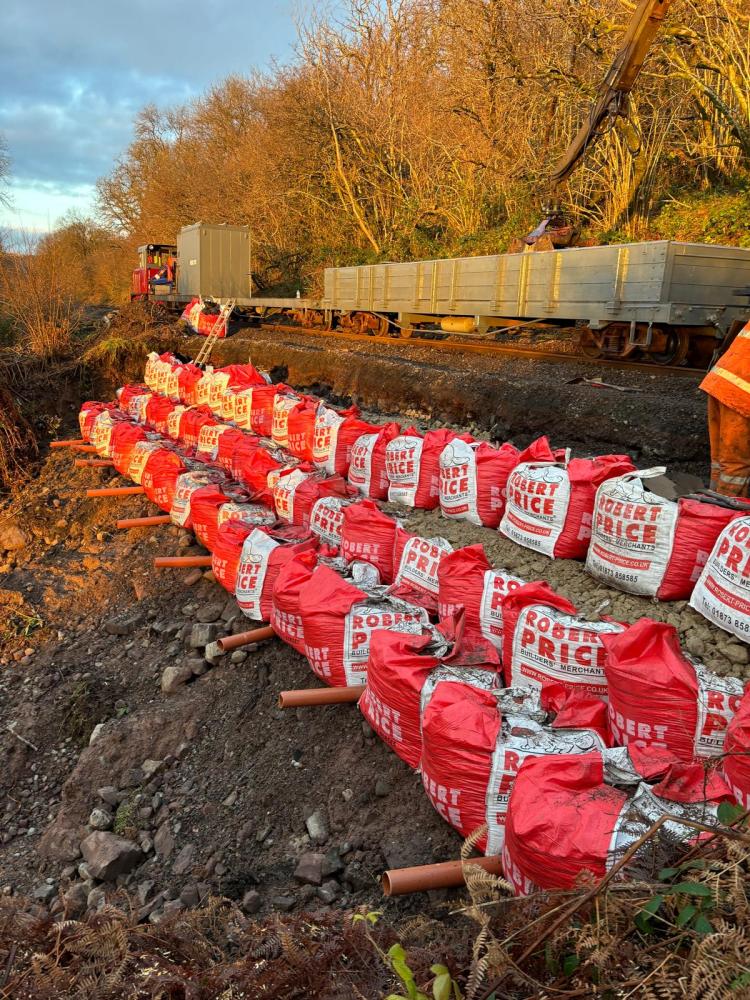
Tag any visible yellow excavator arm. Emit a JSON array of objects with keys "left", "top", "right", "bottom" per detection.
[{"left": 550, "top": 0, "right": 675, "bottom": 186}]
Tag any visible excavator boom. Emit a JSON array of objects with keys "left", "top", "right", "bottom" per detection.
[{"left": 550, "top": 0, "right": 674, "bottom": 186}]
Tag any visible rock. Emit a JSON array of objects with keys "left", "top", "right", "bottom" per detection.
[
  {"left": 163, "top": 900, "right": 185, "bottom": 916},
  {"left": 98, "top": 786, "right": 122, "bottom": 807},
  {"left": 222, "top": 790, "right": 238, "bottom": 807},
  {"left": 685, "top": 635, "right": 705, "bottom": 658},
  {"left": 203, "top": 642, "right": 224, "bottom": 664},
  {"left": 343, "top": 860, "right": 372, "bottom": 891},
  {"left": 374, "top": 779, "right": 391, "bottom": 798},
  {"left": 141, "top": 759, "right": 164, "bottom": 781},
  {"left": 270, "top": 894, "right": 296, "bottom": 912},
  {"left": 294, "top": 852, "right": 324, "bottom": 885},
  {"left": 0, "top": 523, "right": 28, "bottom": 551},
  {"left": 305, "top": 809, "right": 329, "bottom": 845},
  {"left": 120, "top": 767, "right": 144, "bottom": 789},
  {"left": 341, "top": 788, "right": 354, "bottom": 802},
  {"left": 104, "top": 618, "right": 134, "bottom": 636},
  {"left": 80, "top": 832, "right": 143, "bottom": 882},
  {"left": 86, "top": 886, "right": 107, "bottom": 912},
  {"left": 136, "top": 880, "right": 155, "bottom": 905},
  {"left": 62, "top": 882, "right": 88, "bottom": 917},
  {"left": 161, "top": 663, "right": 193, "bottom": 694},
  {"left": 187, "top": 657, "right": 208, "bottom": 676},
  {"left": 222, "top": 599, "right": 238, "bottom": 621},
  {"left": 322, "top": 847, "right": 345, "bottom": 877},
  {"left": 242, "top": 889, "right": 262, "bottom": 914},
  {"left": 183, "top": 569, "right": 203, "bottom": 586},
  {"left": 317, "top": 880, "right": 340, "bottom": 904},
  {"left": 88, "top": 807, "right": 113, "bottom": 831},
  {"left": 31, "top": 883, "right": 57, "bottom": 903},
  {"left": 172, "top": 843, "right": 196, "bottom": 876},
  {"left": 180, "top": 883, "right": 200, "bottom": 907},
  {"left": 230, "top": 650, "right": 248, "bottom": 664},
  {"left": 196, "top": 602, "right": 224, "bottom": 623},
  {"left": 154, "top": 823, "right": 175, "bottom": 860},
  {"left": 89, "top": 723, "right": 105, "bottom": 746},
  {"left": 725, "top": 643, "right": 749, "bottom": 666},
  {"left": 189, "top": 623, "right": 217, "bottom": 649}
]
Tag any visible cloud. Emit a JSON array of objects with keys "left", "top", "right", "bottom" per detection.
[{"left": 0, "top": 0, "right": 301, "bottom": 227}]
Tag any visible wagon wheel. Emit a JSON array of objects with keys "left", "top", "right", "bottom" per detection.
[
  {"left": 578, "top": 328, "right": 604, "bottom": 358},
  {"left": 650, "top": 328, "right": 690, "bottom": 367}
]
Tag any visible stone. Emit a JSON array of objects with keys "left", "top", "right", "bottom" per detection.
[
  {"left": 270, "top": 894, "right": 296, "bottom": 912},
  {"left": 104, "top": 618, "right": 134, "bottom": 636},
  {"left": 294, "top": 852, "right": 324, "bottom": 886},
  {"left": 343, "top": 860, "right": 372, "bottom": 891},
  {"left": 203, "top": 642, "right": 224, "bottom": 664},
  {"left": 89, "top": 723, "right": 105, "bottom": 746},
  {"left": 163, "top": 899, "right": 185, "bottom": 916},
  {"left": 80, "top": 832, "right": 143, "bottom": 882},
  {"left": 161, "top": 663, "right": 193, "bottom": 694},
  {"left": 305, "top": 809, "right": 329, "bottom": 845},
  {"left": 321, "top": 847, "right": 345, "bottom": 878},
  {"left": 317, "top": 880, "right": 340, "bottom": 904},
  {"left": 242, "top": 889, "right": 262, "bottom": 914},
  {"left": 141, "top": 759, "right": 165, "bottom": 781},
  {"left": 180, "top": 883, "right": 200, "bottom": 907},
  {"left": 685, "top": 635, "right": 705, "bottom": 658},
  {"left": 725, "top": 643, "right": 749, "bottom": 666},
  {"left": 31, "top": 883, "right": 57, "bottom": 903},
  {"left": 62, "top": 882, "right": 88, "bottom": 917},
  {"left": 222, "top": 599, "right": 238, "bottom": 621},
  {"left": 374, "top": 779, "right": 391, "bottom": 798},
  {"left": 196, "top": 603, "right": 224, "bottom": 623},
  {"left": 172, "top": 843, "right": 196, "bottom": 876},
  {"left": 0, "top": 523, "right": 28, "bottom": 551},
  {"left": 87, "top": 886, "right": 107, "bottom": 912},
  {"left": 183, "top": 569, "right": 202, "bottom": 586},
  {"left": 188, "top": 657, "right": 208, "bottom": 676},
  {"left": 88, "top": 807, "right": 113, "bottom": 831},
  {"left": 189, "top": 623, "right": 217, "bottom": 649},
  {"left": 154, "top": 823, "right": 175, "bottom": 860},
  {"left": 230, "top": 650, "right": 248, "bottom": 664},
  {"left": 136, "top": 880, "right": 155, "bottom": 905},
  {"left": 222, "top": 790, "right": 238, "bottom": 807}
]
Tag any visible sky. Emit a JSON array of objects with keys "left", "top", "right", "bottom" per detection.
[{"left": 0, "top": 0, "right": 306, "bottom": 238}]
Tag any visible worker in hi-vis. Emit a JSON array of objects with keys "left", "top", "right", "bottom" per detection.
[{"left": 700, "top": 321, "right": 750, "bottom": 496}]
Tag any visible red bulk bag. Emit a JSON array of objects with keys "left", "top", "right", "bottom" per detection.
[
  {"left": 309, "top": 495, "right": 356, "bottom": 546},
  {"left": 502, "top": 582, "right": 624, "bottom": 699},
  {"left": 250, "top": 384, "right": 284, "bottom": 438},
  {"left": 359, "top": 617, "right": 501, "bottom": 769},
  {"left": 390, "top": 529, "right": 453, "bottom": 611},
  {"left": 232, "top": 388, "right": 256, "bottom": 429},
  {"left": 437, "top": 545, "right": 525, "bottom": 655},
  {"left": 314, "top": 408, "right": 378, "bottom": 477},
  {"left": 272, "top": 467, "right": 315, "bottom": 523},
  {"left": 196, "top": 421, "right": 229, "bottom": 463},
  {"left": 110, "top": 422, "right": 147, "bottom": 477},
  {"left": 271, "top": 391, "right": 302, "bottom": 449},
  {"left": 127, "top": 440, "right": 163, "bottom": 485},
  {"left": 215, "top": 427, "right": 247, "bottom": 475},
  {"left": 154, "top": 355, "right": 179, "bottom": 396},
  {"left": 690, "top": 514, "right": 750, "bottom": 641},
  {"left": 79, "top": 401, "right": 114, "bottom": 441},
  {"left": 500, "top": 437, "right": 634, "bottom": 560},
  {"left": 190, "top": 484, "right": 234, "bottom": 552},
  {"left": 602, "top": 618, "right": 745, "bottom": 759},
  {"left": 212, "top": 521, "right": 252, "bottom": 593},
  {"left": 287, "top": 398, "right": 319, "bottom": 461},
  {"left": 275, "top": 470, "right": 350, "bottom": 530},
  {"left": 340, "top": 500, "right": 398, "bottom": 583},
  {"left": 145, "top": 395, "right": 177, "bottom": 436},
  {"left": 348, "top": 423, "right": 401, "bottom": 500},
  {"left": 145, "top": 351, "right": 172, "bottom": 390},
  {"left": 724, "top": 689, "right": 750, "bottom": 808},
  {"left": 179, "top": 406, "right": 215, "bottom": 449},
  {"left": 233, "top": 439, "right": 284, "bottom": 501},
  {"left": 166, "top": 405, "right": 187, "bottom": 441},
  {"left": 175, "top": 364, "right": 202, "bottom": 405},
  {"left": 170, "top": 469, "right": 226, "bottom": 529},
  {"left": 300, "top": 565, "right": 428, "bottom": 687},
  {"left": 587, "top": 469, "right": 746, "bottom": 599},
  {"left": 142, "top": 448, "right": 187, "bottom": 512},
  {"left": 181, "top": 299, "right": 228, "bottom": 339},
  {"left": 235, "top": 528, "right": 317, "bottom": 622},
  {"left": 271, "top": 548, "right": 319, "bottom": 654},
  {"left": 439, "top": 438, "right": 518, "bottom": 529},
  {"left": 420, "top": 686, "right": 607, "bottom": 853},
  {"left": 118, "top": 384, "right": 149, "bottom": 414},
  {"left": 386, "top": 429, "right": 468, "bottom": 509},
  {"left": 91, "top": 410, "right": 127, "bottom": 458}
]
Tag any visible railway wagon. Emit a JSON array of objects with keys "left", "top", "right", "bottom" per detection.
[{"left": 322, "top": 241, "right": 750, "bottom": 365}]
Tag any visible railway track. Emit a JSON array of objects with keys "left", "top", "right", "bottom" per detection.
[{"left": 258, "top": 322, "right": 706, "bottom": 377}]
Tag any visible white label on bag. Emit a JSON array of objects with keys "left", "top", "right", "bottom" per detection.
[
  {"left": 586, "top": 471, "right": 678, "bottom": 596},
  {"left": 500, "top": 463, "right": 572, "bottom": 557},
  {"left": 128, "top": 441, "right": 160, "bottom": 484},
  {"left": 91, "top": 413, "right": 115, "bottom": 457},
  {"left": 313, "top": 407, "right": 345, "bottom": 472},
  {"left": 485, "top": 727, "right": 606, "bottom": 854},
  {"left": 197, "top": 423, "right": 228, "bottom": 461},
  {"left": 209, "top": 373, "right": 230, "bottom": 413},
  {"left": 478, "top": 570, "right": 526, "bottom": 650},
  {"left": 509, "top": 604, "right": 623, "bottom": 696},
  {"left": 156, "top": 364, "right": 171, "bottom": 395},
  {"left": 218, "top": 502, "right": 275, "bottom": 528},
  {"left": 167, "top": 405, "right": 186, "bottom": 441},
  {"left": 341, "top": 603, "right": 429, "bottom": 685},
  {"left": 273, "top": 468, "right": 311, "bottom": 523},
  {"left": 233, "top": 389, "right": 255, "bottom": 429},
  {"left": 348, "top": 433, "right": 377, "bottom": 496},
  {"left": 165, "top": 370, "right": 180, "bottom": 401},
  {"left": 145, "top": 353, "right": 160, "bottom": 389},
  {"left": 195, "top": 371, "right": 213, "bottom": 406},
  {"left": 272, "top": 395, "right": 298, "bottom": 448},
  {"left": 690, "top": 515, "right": 750, "bottom": 642},
  {"left": 235, "top": 529, "right": 279, "bottom": 619},
  {"left": 310, "top": 496, "right": 349, "bottom": 544},
  {"left": 439, "top": 439, "right": 479, "bottom": 526},
  {"left": 693, "top": 662, "right": 744, "bottom": 757},
  {"left": 386, "top": 435, "right": 424, "bottom": 506},
  {"left": 394, "top": 537, "right": 452, "bottom": 596},
  {"left": 127, "top": 393, "right": 151, "bottom": 422},
  {"left": 170, "top": 472, "right": 211, "bottom": 527}
]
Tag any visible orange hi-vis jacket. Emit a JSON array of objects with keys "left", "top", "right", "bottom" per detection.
[{"left": 701, "top": 322, "right": 750, "bottom": 417}]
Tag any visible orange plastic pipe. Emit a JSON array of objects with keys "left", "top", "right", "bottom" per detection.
[
  {"left": 50, "top": 439, "right": 85, "bottom": 448},
  {"left": 86, "top": 486, "right": 145, "bottom": 497},
  {"left": 216, "top": 625, "right": 275, "bottom": 652},
  {"left": 382, "top": 856, "right": 504, "bottom": 896},
  {"left": 72, "top": 444, "right": 100, "bottom": 453},
  {"left": 74, "top": 459, "right": 113, "bottom": 467},
  {"left": 278, "top": 686, "right": 365, "bottom": 708},
  {"left": 154, "top": 555, "right": 212, "bottom": 568},
  {"left": 117, "top": 515, "right": 172, "bottom": 529}
]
